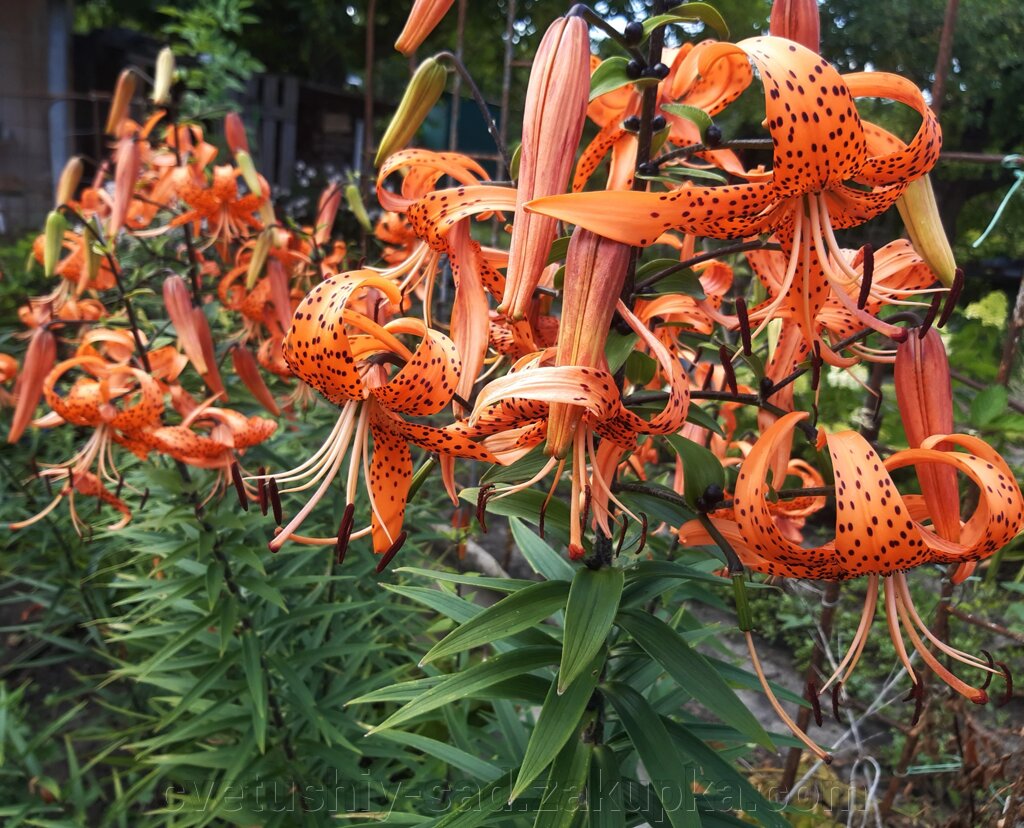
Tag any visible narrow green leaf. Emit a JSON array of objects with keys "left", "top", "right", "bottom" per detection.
[
  {"left": 546, "top": 235, "right": 572, "bottom": 265},
  {"left": 604, "top": 683, "right": 699, "bottom": 828},
  {"left": 970, "top": 385, "right": 1008, "bottom": 426},
  {"left": 645, "top": 4, "right": 730, "bottom": 38},
  {"left": 559, "top": 566, "right": 623, "bottom": 693},
  {"left": 205, "top": 561, "right": 223, "bottom": 611},
  {"left": 661, "top": 103, "right": 713, "bottom": 139},
  {"left": 665, "top": 432, "right": 726, "bottom": 507},
  {"left": 421, "top": 580, "right": 570, "bottom": 665},
  {"left": 510, "top": 653, "right": 603, "bottom": 801},
  {"left": 460, "top": 489, "right": 571, "bottom": 545},
  {"left": 665, "top": 720, "right": 789, "bottom": 828},
  {"left": 240, "top": 631, "right": 267, "bottom": 753},
  {"left": 432, "top": 776, "right": 513, "bottom": 828},
  {"left": 532, "top": 723, "right": 593, "bottom": 828},
  {"left": 633, "top": 260, "right": 706, "bottom": 298},
  {"left": 618, "top": 609, "right": 772, "bottom": 748},
  {"left": 395, "top": 566, "right": 533, "bottom": 592},
  {"left": 605, "top": 331, "right": 639, "bottom": 374},
  {"left": 589, "top": 56, "right": 657, "bottom": 101},
  {"left": 370, "top": 729, "right": 502, "bottom": 781},
  {"left": 510, "top": 517, "right": 576, "bottom": 581},
  {"left": 588, "top": 745, "right": 626, "bottom": 828},
  {"left": 368, "top": 646, "right": 560, "bottom": 734}
]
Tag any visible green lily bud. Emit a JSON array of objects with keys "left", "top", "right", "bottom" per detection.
[
  {"left": 246, "top": 227, "right": 274, "bottom": 290},
  {"left": 43, "top": 210, "right": 67, "bottom": 277},
  {"left": 896, "top": 175, "right": 956, "bottom": 287},
  {"left": 234, "top": 149, "right": 262, "bottom": 199},
  {"left": 345, "top": 183, "right": 373, "bottom": 232},
  {"left": 374, "top": 57, "right": 448, "bottom": 167}
]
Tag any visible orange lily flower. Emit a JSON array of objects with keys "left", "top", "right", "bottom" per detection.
[
  {"left": 261, "top": 270, "right": 494, "bottom": 555},
  {"left": 680, "top": 411, "right": 1023, "bottom": 706},
  {"left": 528, "top": 37, "right": 942, "bottom": 362}
]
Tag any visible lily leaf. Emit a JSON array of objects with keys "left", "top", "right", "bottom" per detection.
[
  {"left": 559, "top": 566, "right": 624, "bottom": 693},
  {"left": 531, "top": 723, "right": 594, "bottom": 828},
  {"left": 645, "top": 4, "right": 730, "bottom": 38},
  {"left": 664, "top": 433, "right": 725, "bottom": 508},
  {"left": 510, "top": 517, "right": 576, "bottom": 581},
  {"left": 420, "top": 580, "right": 570, "bottom": 665},
  {"left": 590, "top": 57, "right": 658, "bottom": 101},
  {"left": 510, "top": 654, "right": 603, "bottom": 802},
  {"left": 662, "top": 103, "right": 713, "bottom": 140},
  {"left": 618, "top": 609, "right": 773, "bottom": 748}
]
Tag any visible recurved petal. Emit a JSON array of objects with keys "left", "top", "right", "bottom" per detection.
[
  {"left": 371, "top": 318, "right": 462, "bottom": 416},
  {"left": 844, "top": 72, "right": 942, "bottom": 187},
  {"left": 526, "top": 181, "right": 781, "bottom": 246}
]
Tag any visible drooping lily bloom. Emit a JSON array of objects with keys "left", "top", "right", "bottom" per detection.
[
  {"left": 261, "top": 270, "right": 494, "bottom": 555},
  {"left": 162, "top": 165, "right": 263, "bottom": 257},
  {"left": 528, "top": 37, "right": 942, "bottom": 362},
  {"left": 470, "top": 300, "right": 690, "bottom": 558},
  {"left": 679, "top": 411, "right": 1023, "bottom": 705}
]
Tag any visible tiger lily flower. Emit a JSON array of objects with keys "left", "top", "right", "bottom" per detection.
[
  {"left": 680, "top": 411, "right": 1023, "bottom": 712},
  {"left": 260, "top": 270, "right": 494, "bottom": 555},
  {"left": 528, "top": 37, "right": 942, "bottom": 363}
]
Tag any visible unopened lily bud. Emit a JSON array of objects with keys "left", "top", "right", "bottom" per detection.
[
  {"left": 232, "top": 345, "right": 280, "bottom": 416},
  {"left": 151, "top": 47, "right": 175, "bottom": 105},
  {"left": 8, "top": 329, "right": 56, "bottom": 443},
  {"left": 395, "top": 0, "right": 455, "bottom": 56},
  {"left": 375, "top": 57, "right": 448, "bottom": 167},
  {"left": 769, "top": 0, "right": 821, "bottom": 53},
  {"left": 500, "top": 15, "right": 590, "bottom": 322},
  {"left": 234, "top": 150, "right": 262, "bottom": 200},
  {"left": 163, "top": 275, "right": 207, "bottom": 374},
  {"left": 313, "top": 184, "right": 343, "bottom": 246},
  {"left": 43, "top": 210, "right": 67, "bottom": 277},
  {"left": 54, "top": 156, "right": 83, "bottom": 207},
  {"left": 84, "top": 227, "right": 103, "bottom": 286},
  {"left": 894, "top": 327, "right": 959, "bottom": 541},
  {"left": 109, "top": 136, "right": 140, "bottom": 237},
  {"left": 896, "top": 175, "right": 957, "bottom": 287},
  {"left": 105, "top": 69, "right": 136, "bottom": 136},
  {"left": 345, "top": 183, "right": 373, "bottom": 232},
  {"left": 246, "top": 228, "right": 274, "bottom": 290},
  {"left": 224, "top": 111, "right": 250, "bottom": 154},
  {"left": 546, "top": 227, "right": 631, "bottom": 458}
]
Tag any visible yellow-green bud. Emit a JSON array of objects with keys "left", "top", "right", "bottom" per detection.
[
  {"left": 234, "top": 150, "right": 262, "bottom": 199},
  {"left": 246, "top": 227, "right": 274, "bottom": 290},
  {"left": 374, "top": 57, "right": 448, "bottom": 167},
  {"left": 345, "top": 183, "right": 373, "bottom": 232},
  {"left": 43, "top": 210, "right": 67, "bottom": 278},
  {"left": 151, "top": 47, "right": 175, "bottom": 105},
  {"left": 896, "top": 175, "right": 957, "bottom": 287}
]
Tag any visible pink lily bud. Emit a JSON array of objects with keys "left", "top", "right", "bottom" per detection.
[
  {"left": 499, "top": 15, "right": 590, "bottom": 322},
  {"left": 232, "top": 345, "right": 280, "bottom": 416},
  {"left": 395, "top": 0, "right": 455, "bottom": 56},
  {"left": 769, "top": 0, "right": 821, "bottom": 54},
  {"left": 108, "top": 136, "right": 140, "bottom": 237},
  {"left": 105, "top": 69, "right": 136, "bottom": 136},
  {"left": 224, "top": 112, "right": 250, "bottom": 154},
  {"left": 546, "top": 228, "right": 631, "bottom": 458},
  {"left": 894, "top": 327, "right": 960, "bottom": 542},
  {"left": 8, "top": 329, "right": 56, "bottom": 443}
]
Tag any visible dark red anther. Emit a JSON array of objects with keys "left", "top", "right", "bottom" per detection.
[
  {"left": 538, "top": 498, "right": 547, "bottom": 540},
  {"left": 581, "top": 485, "right": 593, "bottom": 535},
  {"left": 635, "top": 512, "right": 648, "bottom": 556},
  {"left": 857, "top": 243, "right": 874, "bottom": 310},
  {"left": 375, "top": 531, "right": 408, "bottom": 574},
  {"left": 268, "top": 478, "right": 283, "bottom": 526},
  {"left": 831, "top": 682, "right": 842, "bottom": 722},
  {"left": 114, "top": 474, "right": 125, "bottom": 499},
  {"left": 980, "top": 649, "right": 995, "bottom": 691},
  {"left": 909, "top": 681, "right": 925, "bottom": 726},
  {"left": 919, "top": 293, "right": 941, "bottom": 338},
  {"left": 810, "top": 342, "right": 822, "bottom": 392},
  {"left": 66, "top": 466, "right": 75, "bottom": 488},
  {"left": 230, "top": 462, "right": 249, "bottom": 511},
  {"left": 614, "top": 519, "right": 628, "bottom": 556},
  {"left": 997, "top": 661, "right": 1013, "bottom": 707},
  {"left": 937, "top": 268, "right": 963, "bottom": 329},
  {"left": 735, "top": 297, "right": 752, "bottom": 355},
  {"left": 806, "top": 680, "right": 823, "bottom": 727},
  {"left": 139, "top": 487, "right": 150, "bottom": 511},
  {"left": 718, "top": 345, "right": 738, "bottom": 394},
  {"left": 475, "top": 483, "right": 495, "bottom": 533},
  {"left": 700, "top": 363, "right": 715, "bottom": 390},
  {"left": 335, "top": 503, "right": 355, "bottom": 565},
  {"left": 257, "top": 466, "right": 268, "bottom": 515}
]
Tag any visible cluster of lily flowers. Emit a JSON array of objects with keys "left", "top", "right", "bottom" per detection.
[{"left": 2, "top": 0, "right": 1022, "bottom": 759}]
